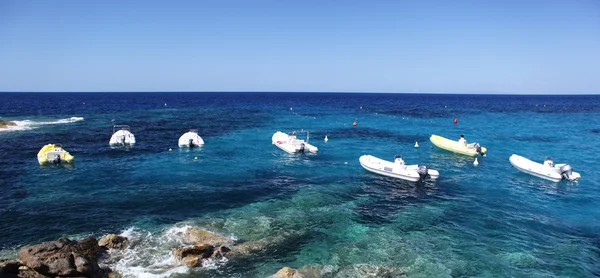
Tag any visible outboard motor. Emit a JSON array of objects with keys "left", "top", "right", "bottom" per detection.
[
  {"left": 417, "top": 165, "right": 428, "bottom": 179},
  {"left": 560, "top": 164, "right": 576, "bottom": 181},
  {"left": 189, "top": 138, "right": 194, "bottom": 148},
  {"left": 299, "top": 143, "right": 305, "bottom": 153},
  {"left": 474, "top": 143, "right": 483, "bottom": 155},
  {"left": 121, "top": 135, "right": 126, "bottom": 144},
  {"left": 50, "top": 153, "right": 61, "bottom": 164}
]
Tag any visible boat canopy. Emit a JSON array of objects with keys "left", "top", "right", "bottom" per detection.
[{"left": 113, "top": 125, "right": 131, "bottom": 133}]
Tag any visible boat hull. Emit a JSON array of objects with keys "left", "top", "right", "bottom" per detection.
[
  {"left": 359, "top": 155, "right": 439, "bottom": 182},
  {"left": 178, "top": 131, "right": 204, "bottom": 147},
  {"left": 272, "top": 131, "right": 318, "bottom": 154},
  {"left": 430, "top": 134, "right": 487, "bottom": 157},
  {"left": 509, "top": 154, "right": 581, "bottom": 182},
  {"left": 110, "top": 130, "right": 136, "bottom": 147}
]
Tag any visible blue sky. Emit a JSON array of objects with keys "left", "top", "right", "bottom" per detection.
[{"left": 0, "top": 0, "right": 599, "bottom": 94}]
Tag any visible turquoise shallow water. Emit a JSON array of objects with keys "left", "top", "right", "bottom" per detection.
[{"left": 1, "top": 93, "right": 599, "bottom": 277}]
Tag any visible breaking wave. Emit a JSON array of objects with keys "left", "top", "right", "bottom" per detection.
[
  {"left": 101, "top": 224, "right": 230, "bottom": 278},
  {"left": 0, "top": 117, "right": 84, "bottom": 132}
]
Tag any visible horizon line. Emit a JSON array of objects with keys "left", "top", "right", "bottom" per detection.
[{"left": 0, "top": 91, "right": 599, "bottom": 96}]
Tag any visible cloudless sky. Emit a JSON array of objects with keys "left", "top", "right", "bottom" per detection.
[{"left": 1, "top": 0, "right": 599, "bottom": 94}]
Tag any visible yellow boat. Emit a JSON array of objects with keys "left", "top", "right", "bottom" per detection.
[
  {"left": 429, "top": 134, "right": 487, "bottom": 157},
  {"left": 37, "top": 144, "right": 74, "bottom": 165}
]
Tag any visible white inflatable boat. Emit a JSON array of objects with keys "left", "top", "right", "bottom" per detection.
[
  {"left": 359, "top": 155, "right": 439, "bottom": 182},
  {"left": 272, "top": 131, "right": 318, "bottom": 154},
  {"left": 109, "top": 125, "right": 136, "bottom": 147},
  {"left": 509, "top": 154, "right": 580, "bottom": 182},
  {"left": 178, "top": 129, "right": 204, "bottom": 147}
]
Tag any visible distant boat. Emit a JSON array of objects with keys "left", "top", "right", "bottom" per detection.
[
  {"left": 178, "top": 129, "right": 204, "bottom": 148},
  {"left": 272, "top": 130, "right": 318, "bottom": 154},
  {"left": 109, "top": 125, "right": 136, "bottom": 148},
  {"left": 37, "top": 144, "right": 74, "bottom": 165}
]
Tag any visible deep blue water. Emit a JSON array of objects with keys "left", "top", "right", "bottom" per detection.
[{"left": 1, "top": 92, "right": 599, "bottom": 277}]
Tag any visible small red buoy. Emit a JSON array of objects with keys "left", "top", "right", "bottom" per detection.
[
  {"left": 353, "top": 121, "right": 357, "bottom": 126},
  {"left": 453, "top": 118, "right": 458, "bottom": 124}
]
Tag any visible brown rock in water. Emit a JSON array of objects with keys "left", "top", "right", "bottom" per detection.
[
  {"left": 173, "top": 244, "right": 214, "bottom": 260},
  {"left": 181, "top": 257, "right": 200, "bottom": 267},
  {"left": 270, "top": 267, "right": 307, "bottom": 278},
  {"left": 98, "top": 234, "right": 129, "bottom": 250},
  {"left": 0, "top": 120, "right": 17, "bottom": 129},
  {"left": 210, "top": 245, "right": 231, "bottom": 259},
  {"left": 18, "top": 237, "right": 108, "bottom": 277},
  {"left": 182, "top": 228, "right": 232, "bottom": 247}
]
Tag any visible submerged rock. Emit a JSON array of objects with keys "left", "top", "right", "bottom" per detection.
[
  {"left": 227, "top": 230, "right": 305, "bottom": 259},
  {"left": 269, "top": 265, "right": 342, "bottom": 278},
  {"left": 298, "top": 265, "right": 339, "bottom": 278},
  {"left": 270, "top": 266, "right": 306, "bottom": 278},
  {"left": 98, "top": 234, "right": 129, "bottom": 250},
  {"left": 183, "top": 227, "right": 233, "bottom": 247},
  {"left": 334, "top": 264, "right": 405, "bottom": 278},
  {"left": 0, "top": 120, "right": 16, "bottom": 129},
  {"left": 18, "top": 237, "right": 108, "bottom": 277}
]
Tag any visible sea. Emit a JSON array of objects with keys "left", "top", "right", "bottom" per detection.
[{"left": 0, "top": 92, "right": 599, "bottom": 277}]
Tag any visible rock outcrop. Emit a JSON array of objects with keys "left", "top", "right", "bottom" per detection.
[
  {"left": 173, "top": 244, "right": 216, "bottom": 267},
  {"left": 0, "top": 259, "right": 23, "bottom": 277},
  {"left": 173, "top": 244, "right": 214, "bottom": 260},
  {"left": 182, "top": 227, "right": 233, "bottom": 247},
  {"left": 0, "top": 120, "right": 17, "bottom": 129},
  {"left": 18, "top": 237, "right": 109, "bottom": 278},
  {"left": 98, "top": 234, "right": 129, "bottom": 250}
]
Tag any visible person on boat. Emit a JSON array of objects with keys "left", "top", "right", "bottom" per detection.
[
  {"left": 543, "top": 157, "right": 554, "bottom": 167},
  {"left": 458, "top": 134, "right": 467, "bottom": 145},
  {"left": 394, "top": 155, "right": 405, "bottom": 166},
  {"left": 189, "top": 138, "right": 194, "bottom": 148}
]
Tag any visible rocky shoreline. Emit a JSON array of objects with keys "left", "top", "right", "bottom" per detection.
[
  {"left": 0, "top": 234, "right": 132, "bottom": 278},
  {"left": 0, "top": 120, "right": 17, "bottom": 129},
  {"left": 1, "top": 228, "right": 405, "bottom": 278}
]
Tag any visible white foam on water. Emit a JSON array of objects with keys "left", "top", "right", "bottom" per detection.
[
  {"left": 202, "top": 257, "right": 228, "bottom": 269},
  {"left": 104, "top": 224, "right": 230, "bottom": 278},
  {"left": 0, "top": 117, "right": 84, "bottom": 132}
]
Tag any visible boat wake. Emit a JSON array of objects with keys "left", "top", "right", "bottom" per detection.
[{"left": 0, "top": 117, "right": 84, "bottom": 132}]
